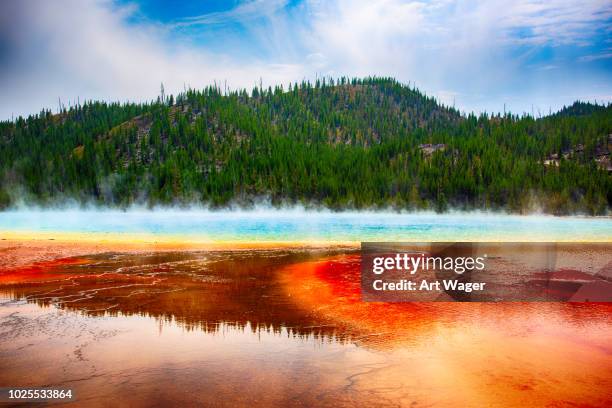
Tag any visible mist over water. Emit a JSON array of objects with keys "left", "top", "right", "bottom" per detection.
[{"left": 1, "top": 207, "right": 610, "bottom": 241}]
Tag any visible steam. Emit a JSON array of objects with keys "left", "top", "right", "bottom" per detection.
[
  {"left": 1, "top": 204, "right": 610, "bottom": 242},
  {"left": 0, "top": 179, "right": 607, "bottom": 217}
]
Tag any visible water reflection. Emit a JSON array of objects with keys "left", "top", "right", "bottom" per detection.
[
  {"left": 1, "top": 249, "right": 611, "bottom": 407},
  {"left": 1, "top": 250, "right": 357, "bottom": 338},
  {"left": 2, "top": 249, "right": 612, "bottom": 343}
]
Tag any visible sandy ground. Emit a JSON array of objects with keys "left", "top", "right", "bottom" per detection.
[{"left": 0, "top": 233, "right": 357, "bottom": 270}]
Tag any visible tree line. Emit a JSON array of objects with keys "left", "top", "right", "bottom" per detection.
[{"left": 0, "top": 77, "right": 610, "bottom": 214}]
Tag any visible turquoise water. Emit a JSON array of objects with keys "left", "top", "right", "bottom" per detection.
[{"left": 0, "top": 209, "right": 610, "bottom": 241}]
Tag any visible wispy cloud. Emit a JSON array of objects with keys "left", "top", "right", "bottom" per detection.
[
  {"left": 532, "top": 64, "right": 559, "bottom": 71},
  {"left": 0, "top": 0, "right": 610, "bottom": 120},
  {"left": 496, "top": 0, "right": 612, "bottom": 46},
  {"left": 173, "top": 0, "right": 289, "bottom": 27},
  {"left": 579, "top": 51, "right": 612, "bottom": 62}
]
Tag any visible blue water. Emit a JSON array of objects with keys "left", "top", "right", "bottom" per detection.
[{"left": 0, "top": 209, "right": 610, "bottom": 242}]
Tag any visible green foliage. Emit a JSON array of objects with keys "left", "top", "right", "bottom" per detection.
[{"left": 0, "top": 77, "right": 610, "bottom": 214}]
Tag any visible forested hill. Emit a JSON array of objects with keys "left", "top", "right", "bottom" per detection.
[{"left": 0, "top": 77, "right": 611, "bottom": 214}]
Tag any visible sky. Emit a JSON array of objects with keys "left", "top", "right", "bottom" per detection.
[{"left": 0, "top": 0, "right": 611, "bottom": 120}]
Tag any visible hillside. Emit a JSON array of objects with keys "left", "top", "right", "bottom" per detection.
[{"left": 0, "top": 77, "right": 611, "bottom": 214}]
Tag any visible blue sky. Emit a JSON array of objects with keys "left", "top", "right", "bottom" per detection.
[{"left": 1, "top": 0, "right": 611, "bottom": 119}]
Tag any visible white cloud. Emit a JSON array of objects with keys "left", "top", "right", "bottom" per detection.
[
  {"left": 294, "top": 0, "right": 612, "bottom": 113},
  {"left": 0, "top": 0, "right": 306, "bottom": 119},
  {"left": 1, "top": 0, "right": 611, "bottom": 120}
]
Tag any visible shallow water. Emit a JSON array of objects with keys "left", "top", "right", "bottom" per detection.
[
  {"left": 1, "top": 210, "right": 611, "bottom": 241},
  {"left": 1, "top": 249, "right": 611, "bottom": 407}
]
